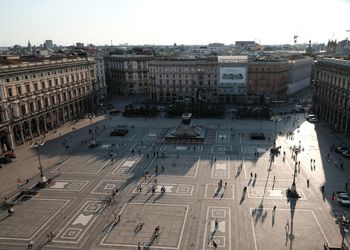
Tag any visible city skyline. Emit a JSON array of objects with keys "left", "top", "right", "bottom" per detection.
[{"left": 0, "top": 0, "right": 350, "bottom": 47}]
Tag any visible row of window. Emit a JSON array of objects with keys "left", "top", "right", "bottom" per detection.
[
  {"left": 316, "top": 85, "right": 350, "bottom": 108},
  {"left": 152, "top": 87, "right": 215, "bottom": 93},
  {"left": 6, "top": 73, "right": 89, "bottom": 97},
  {"left": 9, "top": 88, "right": 89, "bottom": 118},
  {"left": 149, "top": 66, "right": 216, "bottom": 73},
  {"left": 4, "top": 66, "right": 90, "bottom": 83},
  {"left": 150, "top": 73, "right": 216, "bottom": 79},
  {"left": 152, "top": 79, "right": 216, "bottom": 86},
  {"left": 106, "top": 60, "right": 148, "bottom": 70},
  {"left": 317, "top": 70, "right": 350, "bottom": 90}
]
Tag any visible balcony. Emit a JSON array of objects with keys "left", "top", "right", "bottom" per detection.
[{"left": 7, "top": 96, "right": 16, "bottom": 101}]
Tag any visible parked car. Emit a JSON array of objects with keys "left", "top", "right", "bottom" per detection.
[
  {"left": 306, "top": 114, "right": 317, "bottom": 121},
  {"left": 4, "top": 152, "right": 16, "bottom": 158},
  {"left": 308, "top": 117, "right": 319, "bottom": 123},
  {"left": 335, "top": 145, "right": 350, "bottom": 153},
  {"left": 0, "top": 157, "right": 12, "bottom": 164},
  {"left": 336, "top": 192, "right": 350, "bottom": 206},
  {"left": 109, "top": 109, "right": 120, "bottom": 115},
  {"left": 343, "top": 150, "right": 350, "bottom": 158}
]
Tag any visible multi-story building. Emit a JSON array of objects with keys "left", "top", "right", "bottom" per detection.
[
  {"left": 104, "top": 51, "right": 153, "bottom": 95},
  {"left": 312, "top": 57, "right": 350, "bottom": 135},
  {"left": 248, "top": 58, "right": 289, "bottom": 99},
  {"left": 149, "top": 57, "right": 218, "bottom": 103},
  {"left": 286, "top": 55, "right": 313, "bottom": 95},
  {"left": 217, "top": 56, "right": 248, "bottom": 103},
  {"left": 93, "top": 56, "right": 107, "bottom": 106},
  {"left": 0, "top": 55, "right": 95, "bottom": 152},
  {"left": 86, "top": 49, "right": 108, "bottom": 107}
]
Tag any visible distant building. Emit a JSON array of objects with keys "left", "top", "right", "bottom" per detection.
[
  {"left": 336, "top": 39, "right": 350, "bottom": 56},
  {"left": 76, "top": 42, "right": 84, "bottom": 49},
  {"left": 217, "top": 56, "right": 248, "bottom": 103},
  {"left": 0, "top": 55, "right": 95, "bottom": 152},
  {"left": 248, "top": 58, "right": 289, "bottom": 99},
  {"left": 149, "top": 57, "right": 217, "bottom": 103},
  {"left": 235, "top": 41, "right": 256, "bottom": 47},
  {"left": 312, "top": 57, "right": 350, "bottom": 135},
  {"left": 208, "top": 43, "right": 225, "bottom": 47},
  {"left": 104, "top": 49, "right": 153, "bottom": 95},
  {"left": 286, "top": 55, "right": 313, "bottom": 95},
  {"left": 326, "top": 40, "right": 337, "bottom": 56},
  {"left": 86, "top": 49, "right": 108, "bottom": 107},
  {"left": 44, "top": 40, "right": 53, "bottom": 50},
  {"left": 94, "top": 56, "right": 107, "bottom": 105}
]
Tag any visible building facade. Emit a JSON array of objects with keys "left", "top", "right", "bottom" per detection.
[
  {"left": 287, "top": 56, "right": 313, "bottom": 95},
  {"left": 248, "top": 59, "right": 289, "bottom": 98},
  {"left": 312, "top": 57, "right": 350, "bottom": 135},
  {"left": 93, "top": 56, "right": 107, "bottom": 106},
  {"left": 217, "top": 56, "right": 248, "bottom": 103},
  {"left": 104, "top": 53, "right": 152, "bottom": 96},
  {"left": 149, "top": 57, "right": 218, "bottom": 103},
  {"left": 0, "top": 55, "right": 95, "bottom": 152}
]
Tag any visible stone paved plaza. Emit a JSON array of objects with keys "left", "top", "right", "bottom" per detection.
[{"left": 0, "top": 112, "right": 349, "bottom": 250}]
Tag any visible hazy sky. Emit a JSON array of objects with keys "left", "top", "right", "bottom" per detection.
[{"left": 1, "top": 0, "right": 349, "bottom": 46}]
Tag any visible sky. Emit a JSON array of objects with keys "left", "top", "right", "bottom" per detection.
[{"left": 0, "top": 0, "right": 350, "bottom": 46}]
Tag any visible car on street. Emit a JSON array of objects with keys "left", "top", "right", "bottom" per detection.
[
  {"left": 336, "top": 192, "right": 350, "bottom": 206},
  {"left": 336, "top": 145, "right": 350, "bottom": 153},
  {"left": 308, "top": 117, "right": 319, "bottom": 123},
  {"left": 110, "top": 126, "right": 129, "bottom": 136},
  {"left": 306, "top": 114, "right": 317, "bottom": 121},
  {"left": 343, "top": 150, "right": 350, "bottom": 158},
  {"left": 0, "top": 157, "right": 12, "bottom": 164}
]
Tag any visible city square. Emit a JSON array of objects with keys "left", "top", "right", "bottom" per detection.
[{"left": 0, "top": 110, "right": 348, "bottom": 250}]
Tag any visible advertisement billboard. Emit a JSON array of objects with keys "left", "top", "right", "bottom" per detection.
[
  {"left": 218, "top": 67, "right": 247, "bottom": 94},
  {"left": 219, "top": 67, "right": 246, "bottom": 85}
]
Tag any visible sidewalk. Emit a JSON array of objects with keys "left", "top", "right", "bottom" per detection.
[{"left": 0, "top": 115, "right": 108, "bottom": 199}]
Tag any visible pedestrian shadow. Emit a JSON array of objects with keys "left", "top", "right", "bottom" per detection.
[
  {"left": 220, "top": 190, "right": 225, "bottom": 199},
  {"left": 153, "top": 192, "right": 164, "bottom": 203},
  {"left": 146, "top": 233, "right": 160, "bottom": 248},
  {"left": 134, "top": 224, "right": 144, "bottom": 234},
  {"left": 213, "top": 187, "right": 222, "bottom": 198},
  {"left": 102, "top": 219, "right": 119, "bottom": 233},
  {"left": 252, "top": 178, "right": 256, "bottom": 187},
  {"left": 127, "top": 194, "right": 138, "bottom": 203},
  {"left": 0, "top": 214, "right": 12, "bottom": 222},
  {"left": 235, "top": 167, "right": 242, "bottom": 179},
  {"left": 248, "top": 178, "right": 252, "bottom": 186},
  {"left": 252, "top": 202, "right": 265, "bottom": 225},
  {"left": 143, "top": 193, "right": 154, "bottom": 205},
  {"left": 239, "top": 194, "right": 245, "bottom": 205},
  {"left": 287, "top": 196, "right": 297, "bottom": 249}
]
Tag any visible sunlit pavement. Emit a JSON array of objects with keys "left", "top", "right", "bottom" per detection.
[{"left": 0, "top": 111, "right": 349, "bottom": 250}]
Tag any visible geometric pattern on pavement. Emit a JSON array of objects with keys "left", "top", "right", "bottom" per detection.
[{"left": 100, "top": 203, "right": 189, "bottom": 249}]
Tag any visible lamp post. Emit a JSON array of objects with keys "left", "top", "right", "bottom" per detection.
[
  {"left": 288, "top": 147, "right": 300, "bottom": 198},
  {"left": 32, "top": 140, "right": 47, "bottom": 185}
]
